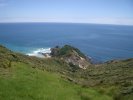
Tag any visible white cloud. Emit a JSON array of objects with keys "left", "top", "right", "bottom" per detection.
[
  {"left": 80, "top": 17, "right": 133, "bottom": 25},
  {"left": 0, "top": 17, "right": 133, "bottom": 25}
]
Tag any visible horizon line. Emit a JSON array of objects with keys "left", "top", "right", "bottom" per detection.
[{"left": 0, "top": 21, "right": 133, "bottom": 26}]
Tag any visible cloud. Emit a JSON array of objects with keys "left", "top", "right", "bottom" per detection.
[
  {"left": 79, "top": 17, "right": 133, "bottom": 25},
  {"left": 0, "top": 17, "right": 133, "bottom": 25}
]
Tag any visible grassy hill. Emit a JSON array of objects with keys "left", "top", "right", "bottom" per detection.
[
  {"left": 0, "top": 45, "right": 133, "bottom": 100},
  {"left": 0, "top": 62, "right": 113, "bottom": 100}
]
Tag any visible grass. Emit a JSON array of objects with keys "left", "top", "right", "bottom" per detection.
[
  {"left": 0, "top": 62, "right": 113, "bottom": 100},
  {"left": 0, "top": 45, "right": 133, "bottom": 100}
]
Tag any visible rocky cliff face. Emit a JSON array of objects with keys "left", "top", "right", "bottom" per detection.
[{"left": 50, "top": 45, "right": 91, "bottom": 69}]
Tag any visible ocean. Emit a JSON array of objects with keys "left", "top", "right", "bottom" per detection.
[{"left": 0, "top": 23, "right": 133, "bottom": 63}]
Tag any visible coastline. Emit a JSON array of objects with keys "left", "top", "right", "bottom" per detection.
[
  {"left": 0, "top": 23, "right": 133, "bottom": 62},
  {"left": 1, "top": 43, "right": 132, "bottom": 64}
]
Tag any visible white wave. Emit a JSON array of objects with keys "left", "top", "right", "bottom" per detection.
[{"left": 26, "top": 48, "right": 51, "bottom": 58}]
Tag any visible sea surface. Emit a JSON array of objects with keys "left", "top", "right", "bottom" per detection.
[{"left": 0, "top": 23, "right": 133, "bottom": 63}]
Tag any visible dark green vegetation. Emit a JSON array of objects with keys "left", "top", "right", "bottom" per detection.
[
  {"left": 51, "top": 45, "right": 87, "bottom": 59},
  {"left": 0, "top": 45, "right": 133, "bottom": 100},
  {"left": 50, "top": 45, "right": 90, "bottom": 69}
]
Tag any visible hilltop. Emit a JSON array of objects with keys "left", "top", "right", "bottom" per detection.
[
  {"left": 50, "top": 45, "right": 91, "bottom": 69},
  {"left": 0, "top": 45, "right": 133, "bottom": 100}
]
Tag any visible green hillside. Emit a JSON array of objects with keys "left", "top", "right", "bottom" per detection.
[
  {"left": 0, "top": 62, "right": 113, "bottom": 100},
  {"left": 0, "top": 45, "right": 133, "bottom": 100}
]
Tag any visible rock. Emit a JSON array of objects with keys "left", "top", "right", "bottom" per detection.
[
  {"left": 42, "top": 53, "right": 51, "bottom": 58},
  {"left": 50, "top": 45, "right": 91, "bottom": 69},
  {"left": 50, "top": 46, "right": 60, "bottom": 57}
]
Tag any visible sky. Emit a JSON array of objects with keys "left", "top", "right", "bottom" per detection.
[{"left": 0, "top": 0, "right": 133, "bottom": 25}]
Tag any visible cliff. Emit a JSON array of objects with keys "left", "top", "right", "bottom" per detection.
[{"left": 50, "top": 45, "right": 91, "bottom": 69}]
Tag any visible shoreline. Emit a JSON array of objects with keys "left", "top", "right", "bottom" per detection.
[{"left": 1, "top": 44, "right": 133, "bottom": 64}]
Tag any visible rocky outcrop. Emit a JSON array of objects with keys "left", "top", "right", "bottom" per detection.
[{"left": 50, "top": 45, "right": 91, "bottom": 69}]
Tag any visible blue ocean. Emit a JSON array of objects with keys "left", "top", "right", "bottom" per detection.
[{"left": 0, "top": 23, "right": 133, "bottom": 63}]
